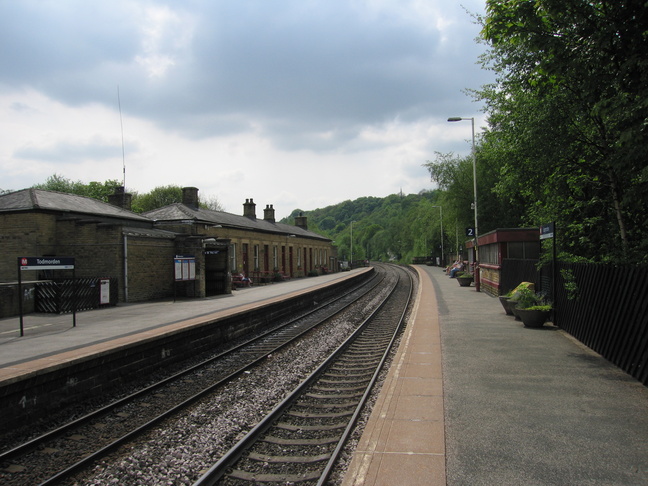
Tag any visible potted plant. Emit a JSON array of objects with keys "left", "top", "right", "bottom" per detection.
[
  {"left": 514, "top": 287, "right": 552, "bottom": 328},
  {"left": 499, "top": 282, "right": 535, "bottom": 317},
  {"left": 499, "top": 291, "right": 515, "bottom": 315},
  {"left": 456, "top": 272, "right": 474, "bottom": 287}
]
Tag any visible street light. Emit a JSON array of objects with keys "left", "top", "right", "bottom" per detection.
[
  {"left": 350, "top": 221, "right": 355, "bottom": 268},
  {"left": 432, "top": 205, "right": 443, "bottom": 267},
  {"left": 448, "top": 116, "right": 480, "bottom": 291}
]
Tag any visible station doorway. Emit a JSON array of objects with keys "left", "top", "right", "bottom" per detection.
[{"left": 205, "top": 242, "right": 229, "bottom": 296}]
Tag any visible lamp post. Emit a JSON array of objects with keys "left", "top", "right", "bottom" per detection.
[
  {"left": 350, "top": 221, "right": 355, "bottom": 268},
  {"left": 448, "top": 116, "right": 480, "bottom": 291},
  {"left": 432, "top": 205, "right": 443, "bottom": 267}
]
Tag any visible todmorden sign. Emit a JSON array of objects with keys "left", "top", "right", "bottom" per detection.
[
  {"left": 20, "top": 257, "right": 75, "bottom": 270},
  {"left": 17, "top": 256, "right": 76, "bottom": 336}
]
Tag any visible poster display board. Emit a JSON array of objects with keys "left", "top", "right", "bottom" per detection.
[{"left": 174, "top": 256, "right": 196, "bottom": 281}]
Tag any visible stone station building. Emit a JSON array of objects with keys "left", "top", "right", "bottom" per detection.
[{"left": 0, "top": 187, "right": 336, "bottom": 318}]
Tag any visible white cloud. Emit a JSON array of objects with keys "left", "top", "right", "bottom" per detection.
[
  {"left": 134, "top": 4, "right": 196, "bottom": 78},
  {"left": 0, "top": 0, "right": 492, "bottom": 218}
]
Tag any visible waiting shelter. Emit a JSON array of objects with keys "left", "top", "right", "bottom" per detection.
[{"left": 467, "top": 228, "right": 540, "bottom": 296}]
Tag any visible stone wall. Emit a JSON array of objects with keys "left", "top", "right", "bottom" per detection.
[
  {"left": 479, "top": 263, "right": 501, "bottom": 297},
  {"left": 0, "top": 213, "right": 58, "bottom": 282},
  {"left": 125, "top": 236, "right": 177, "bottom": 302}
]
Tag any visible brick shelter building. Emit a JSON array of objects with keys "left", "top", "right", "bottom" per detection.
[{"left": 467, "top": 228, "right": 540, "bottom": 296}]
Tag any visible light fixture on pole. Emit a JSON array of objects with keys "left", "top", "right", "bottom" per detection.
[
  {"left": 448, "top": 116, "right": 479, "bottom": 291},
  {"left": 432, "top": 205, "right": 443, "bottom": 267},
  {"left": 350, "top": 221, "right": 355, "bottom": 268}
]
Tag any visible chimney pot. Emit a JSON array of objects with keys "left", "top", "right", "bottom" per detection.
[
  {"left": 295, "top": 212, "right": 308, "bottom": 230},
  {"left": 243, "top": 198, "right": 257, "bottom": 219},
  {"left": 182, "top": 187, "right": 199, "bottom": 209},
  {"left": 108, "top": 186, "right": 133, "bottom": 211},
  {"left": 263, "top": 203, "right": 276, "bottom": 223}
]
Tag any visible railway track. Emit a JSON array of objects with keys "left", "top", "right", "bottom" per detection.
[
  {"left": 195, "top": 264, "right": 414, "bottom": 485},
  {"left": 0, "top": 266, "right": 404, "bottom": 486}
]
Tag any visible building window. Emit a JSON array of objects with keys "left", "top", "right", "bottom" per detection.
[
  {"left": 230, "top": 243, "right": 237, "bottom": 272},
  {"left": 273, "top": 246, "right": 278, "bottom": 269},
  {"left": 480, "top": 243, "right": 498, "bottom": 264},
  {"left": 254, "top": 245, "right": 259, "bottom": 270},
  {"left": 508, "top": 241, "right": 540, "bottom": 260},
  {"left": 297, "top": 247, "right": 302, "bottom": 267}
]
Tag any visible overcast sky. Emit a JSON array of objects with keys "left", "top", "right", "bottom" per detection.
[{"left": 1, "top": 0, "right": 493, "bottom": 219}]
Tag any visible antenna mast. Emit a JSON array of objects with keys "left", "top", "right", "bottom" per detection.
[{"left": 117, "top": 86, "right": 126, "bottom": 188}]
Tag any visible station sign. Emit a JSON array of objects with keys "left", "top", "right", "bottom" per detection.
[
  {"left": 19, "top": 256, "right": 75, "bottom": 270},
  {"left": 540, "top": 223, "right": 555, "bottom": 240},
  {"left": 17, "top": 256, "right": 77, "bottom": 336}
]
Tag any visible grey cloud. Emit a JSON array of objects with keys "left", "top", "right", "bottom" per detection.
[
  {"left": 14, "top": 137, "right": 138, "bottom": 163},
  {"left": 1, "top": 1, "right": 490, "bottom": 150}
]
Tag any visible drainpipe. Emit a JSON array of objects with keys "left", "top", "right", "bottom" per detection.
[{"left": 123, "top": 234, "right": 129, "bottom": 302}]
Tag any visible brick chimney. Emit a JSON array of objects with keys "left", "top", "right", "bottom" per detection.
[
  {"left": 243, "top": 198, "right": 256, "bottom": 219},
  {"left": 295, "top": 212, "right": 308, "bottom": 230},
  {"left": 263, "top": 204, "right": 276, "bottom": 223},
  {"left": 182, "top": 187, "right": 199, "bottom": 209},
  {"left": 108, "top": 186, "right": 132, "bottom": 211}
]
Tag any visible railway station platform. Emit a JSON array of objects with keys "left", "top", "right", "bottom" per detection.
[
  {"left": 0, "top": 269, "right": 371, "bottom": 373},
  {"left": 343, "top": 265, "right": 648, "bottom": 486},
  {"left": 2, "top": 265, "right": 648, "bottom": 485}
]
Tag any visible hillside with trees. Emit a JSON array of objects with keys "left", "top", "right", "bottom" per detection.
[{"left": 282, "top": 191, "right": 469, "bottom": 265}]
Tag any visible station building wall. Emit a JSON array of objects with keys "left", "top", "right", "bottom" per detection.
[{"left": 125, "top": 236, "right": 177, "bottom": 302}]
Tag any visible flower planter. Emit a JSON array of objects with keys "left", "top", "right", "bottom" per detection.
[
  {"left": 515, "top": 307, "right": 551, "bottom": 328},
  {"left": 456, "top": 277, "right": 473, "bottom": 287},
  {"left": 499, "top": 296, "right": 513, "bottom": 315}
]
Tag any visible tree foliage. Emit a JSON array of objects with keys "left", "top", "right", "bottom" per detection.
[
  {"left": 284, "top": 191, "right": 457, "bottom": 264},
  {"left": 472, "top": 0, "right": 648, "bottom": 263},
  {"left": 33, "top": 174, "right": 122, "bottom": 202},
  {"left": 31, "top": 175, "right": 224, "bottom": 213},
  {"left": 131, "top": 185, "right": 184, "bottom": 213}
]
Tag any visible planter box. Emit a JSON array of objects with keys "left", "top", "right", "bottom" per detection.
[
  {"left": 499, "top": 296, "right": 514, "bottom": 315},
  {"left": 515, "top": 307, "right": 551, "bottom": 328}
]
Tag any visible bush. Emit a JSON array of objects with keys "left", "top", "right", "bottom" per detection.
[{"left": 515, "top": 287, "right": 551, "bottom": 310}]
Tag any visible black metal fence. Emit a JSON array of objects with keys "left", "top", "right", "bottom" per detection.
[
  {"left": 36, "top": 277, "right": 119, "bottom": 314},
  {"left": 501, "top": 259, "right": 648, "bottom": 385}
]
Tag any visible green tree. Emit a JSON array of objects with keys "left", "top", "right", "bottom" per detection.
[
  {"left": 33, "top": 174, "right": 122, "bottom": 202},
  {"left": 477, "top": 0, "right": 648, "bottom": 263},
  {"left": 132, "top": 185, "right": 183, "bottom": 213},
  {"left": 131, "top": 185, "right": 224, "bottom": 213}
]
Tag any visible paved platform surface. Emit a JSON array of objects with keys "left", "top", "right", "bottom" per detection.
[{"left": 344, "top": 265, "right": 648, "bottom": 485}]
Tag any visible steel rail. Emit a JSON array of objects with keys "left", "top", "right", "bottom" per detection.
[
  {"left": 0, "top": 271, "right": 381, "bottom": 465},
  {"left": 193, "top": 264, "right": 412, "bottom": 485},
  {"left": 12, "top": 271, "right": 384, "bottom": 486},
  {"left": 317, "top": 266, "right": 414, "bottom": 485}
]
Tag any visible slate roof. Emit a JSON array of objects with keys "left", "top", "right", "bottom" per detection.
[
  {"left": 122, "top": 226, "right": 177, "bottom": 239},
  {"left": 145, "top": 203, "right": 331, "bottom": 241},
  {"left": 0, "top": 188, "right": 151, "bottom": 223}
]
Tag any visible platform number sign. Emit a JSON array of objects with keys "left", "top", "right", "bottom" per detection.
[{"left": 465, "top": 227, "right": 475, "bottom": 237}]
